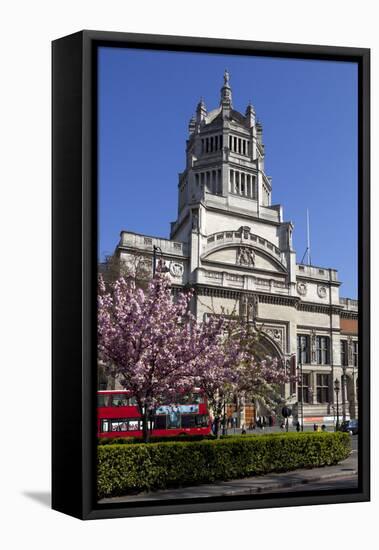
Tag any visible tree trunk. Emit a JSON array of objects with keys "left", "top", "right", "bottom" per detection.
[
  {"left": 139, "top": 405, "right": 150, "bottom": 444},
  {"left": 215, "top": 401, "right": 224, "bottom": 439},
  {"left": 214, "top": 416, "right": 221, "bottom": 439}
]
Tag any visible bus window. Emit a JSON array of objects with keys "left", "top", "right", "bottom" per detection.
[
  {"left": 101, "top": 419, "right": 109, "bottom": 432},
  {"left": 167, "top": 407, "right": 181, "bottom": 429},
  {"left": 129, "top": 395, "right": 137, "bottom": 405},
  {"left": 110, "top": 419, "right": 128, "bottom": 431},
  {"left": 128, "top": 419, "right": 140, "bottom": 431},
  {"left": 154, "top": 415, "right": 167, "bottom": 429},
  {"left": 192, "top": 393, "right": 202, "bottom": 404},
  {"left": 181, "top": 415, "right": 196, "bottom": 428},
  {"left": 111, "top": 394, "right": 128, "bottom": 407},
  {"left": 98, "top": 394, "right": 110, "bottom": 407},
  {"left": 196, "top": 415, "right": 209, "bottom": 427}
]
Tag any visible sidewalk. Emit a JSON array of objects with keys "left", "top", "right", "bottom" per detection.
[{"left": 99, "top": 450, "right": 358, "bottom": 504}]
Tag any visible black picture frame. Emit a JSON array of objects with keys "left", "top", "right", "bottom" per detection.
[{"left": 52, "top": 30, "right": 370, "bottom": 520}]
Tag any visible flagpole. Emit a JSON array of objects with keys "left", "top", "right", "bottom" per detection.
[{"left": 307, "top": 208, "right": 311, "bottom": 265}]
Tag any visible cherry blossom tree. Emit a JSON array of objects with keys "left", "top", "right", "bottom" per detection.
[
  {"left": 98, "top": 274, "right": 232, "bottom": 442},
  {"left": 98, "top": 273, "right": 289, "bottom": 442}
]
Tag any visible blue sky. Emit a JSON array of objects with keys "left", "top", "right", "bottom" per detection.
[{"left": 98, "top": 47, "right": 358, "bottom": 298}]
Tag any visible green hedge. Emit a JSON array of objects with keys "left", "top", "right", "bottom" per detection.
[
  {"left": 97, "top": 432, "right": 351, "bottom": 499},
  {"left": 98, "top": 434, "right": 217, "bottom": 445}
]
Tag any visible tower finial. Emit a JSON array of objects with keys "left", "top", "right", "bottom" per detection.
[
  {"left": 224, "top": 69, "right": 230, "bottom": 86},
  {"left": 220, "top": 70, "right": 232, "bottom": 108}
]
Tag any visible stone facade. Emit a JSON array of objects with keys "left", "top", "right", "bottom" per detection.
[{"left": 107, "top": 71, "right": 358, "bottom": 427}]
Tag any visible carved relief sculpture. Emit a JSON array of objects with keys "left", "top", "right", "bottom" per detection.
[
  {"left": 317, "top": 285, "right": 327, "bottom": 298},
  {"left": 237, "top": 247, "right": 255, "bottom": 267},
  {"left": 297, "top": 282, "right": 307, "bottom": 296},
  {"left": 169, "top": 262, "right": 184, "bottom": 278}
]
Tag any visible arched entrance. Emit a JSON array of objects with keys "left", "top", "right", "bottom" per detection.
[{"left": 232, "top": 329, "right": 285, "bottom": 429}]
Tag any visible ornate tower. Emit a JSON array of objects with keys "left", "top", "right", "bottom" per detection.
[
  {"left": 170, "top": 71, "right": 296, "bottom": 295},
  {"left": 172, "top": 69, "right": 273, "bottom": 232}
]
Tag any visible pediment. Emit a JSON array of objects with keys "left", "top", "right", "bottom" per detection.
[{"left": 202, "top": 245, "right": 286, "bottom": 273}]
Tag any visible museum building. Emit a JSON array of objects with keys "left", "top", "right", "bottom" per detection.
[{"left": 105, "top": 72, "right": 358, "bottom": 427}]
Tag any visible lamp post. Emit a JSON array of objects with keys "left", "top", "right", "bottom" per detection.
[
  {"left": 222, "top": 400, "right": 227, "bottom": 436},
  {"left": 334, "top": 378, "right": 340, "bottom": 431},
  {"left": 342, "top": 365, "right": 347, "bottom": 422},
  {"left": 297, "top": 345, "right": 305, "bottom": 432},
  {"left": 152, "top": 245, "right": 169, "bottom": 276}
]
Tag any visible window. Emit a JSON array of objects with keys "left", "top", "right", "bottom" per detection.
[
  {"left": 128, "top": 419, "right": 140, "bottom": 431},
  {"left": 297, "top": 334, "right": 310, "bottom": 364},
  {"left": 316, "top": 336, "right": 330, "bottom": 364},
  {"left": 111, "top": 394, "right": 128, "bottom": 407},
  {"left": 167, "top": 408, "right": 181, "bottom": 429},
  {"left": 181, "top": 415, "right": 196, "bottom": 428},
  {"left": 154, "top": 415, "right": 167, "bottom": 429},
  {"left": 174, "top": 393, "right": 203, "bottom": 404},
  {"left": 181, "top": 414, "right": 209, "bottom": 428},
  {"left": 341, "top": 340, "right": 348, "bottom": 366},
  {"left": 101, "top": 419, "right": 109, "bottom": 432},
  {"left": 316, "top": 374, "right": 330, "bottom": 403},
  {"left": 102, "top": 418, "right": 142, "bottom": 432},
  {"left": 297, "top": 373, "right": 310, "bottom": 403},
  {"left": 110, "top": 419, "right": 129, "bottom": 432},
  {"left": 97, "top": 394, "right": 110, "bottom": 407},
  {"left": 353, "top": 341, "right": 358, "bottom": 367}
]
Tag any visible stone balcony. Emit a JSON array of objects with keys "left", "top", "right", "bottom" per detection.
[
  {"left": 119, "top": 231, "right": 188, "bottom": 257},
  {"left": 296, "top": 264, "right": 338, "bottom": 282},
  {"left": 203, "top": 229, "right": 286, "bottom": 267},
  {"left": 339, "top": 297, "right": 358, "bottom": 312}
]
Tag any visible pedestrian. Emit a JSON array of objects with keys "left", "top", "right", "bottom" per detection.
[
  {"left": 321, "top": 424, "right": 326, "bottom": 432},
  {"left": 296, "top": 421, "right": 301, "bottom": 432},
  {"left": 313, "top": 423, "right": 317, "bottom": 432},
  {"left": 268, "top": 415, "right": 273, "bottom": 427},
  {"left": 280, "top": 421, "right": 285, "bottom": 431}
]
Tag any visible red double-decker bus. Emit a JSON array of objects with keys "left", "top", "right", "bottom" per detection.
[{"left": 97, "top": 389, "right": 211, "bottom": 439}]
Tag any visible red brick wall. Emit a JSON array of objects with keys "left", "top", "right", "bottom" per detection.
[{"left": 340, "top": 317, "right": 358, "bottom": 335}]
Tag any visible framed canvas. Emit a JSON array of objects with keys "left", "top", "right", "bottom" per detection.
[{"left": 52, "top": 30, "right": 370, "bottom": 520}]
